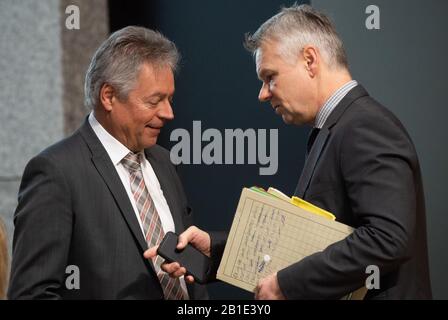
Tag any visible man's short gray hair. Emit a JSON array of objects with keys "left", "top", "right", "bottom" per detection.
[
  {"left": 84, "top": 26, "right": 180, "bottom": 109},
  {"left": 244, "top": 4, "right": 348, "bottom": 69}
]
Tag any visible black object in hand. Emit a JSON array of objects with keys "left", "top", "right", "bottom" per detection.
[{"left": 157, "top": 231, "right": 210, "bottom": 284}]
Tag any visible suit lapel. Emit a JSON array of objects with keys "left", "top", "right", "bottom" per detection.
[
  {"left": 79, "top": 119, "right": 149, "bottom": 253},
  {"left": 144, "top": 148, "right": 184, "bottom": 234},
  {"left": 294, "top": 128, "right": 330, "bottom": 197},
  {"left": 294, "top": 85, "right": 370, "bottom": 197}
]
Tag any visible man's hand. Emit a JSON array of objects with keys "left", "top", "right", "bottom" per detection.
[
  {"left": 143, "top": 226, "right": 211, "bottom": 283},
  {"left": 254, "top": 273, "right": 286, "bottom": 300}
]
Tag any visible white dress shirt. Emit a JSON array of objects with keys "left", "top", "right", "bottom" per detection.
[{"left": 88, "top": 112, "right": 189, "bottom": 298}]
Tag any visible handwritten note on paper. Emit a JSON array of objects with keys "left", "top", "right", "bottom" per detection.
[{"left": 217, "top": 188, "right": 354, "bottom": 293}]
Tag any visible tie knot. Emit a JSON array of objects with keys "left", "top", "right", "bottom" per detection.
[{"left": 121, "top": 152, "right": 142, "bottom": 172}]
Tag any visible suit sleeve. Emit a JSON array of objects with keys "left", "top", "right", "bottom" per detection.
[
  {"left": 8, "top": 155, "right": 73, "bottom": 299},
  {"left": 277, "top": 113, "right": 417, "bottom": 299},
  {"left": 206, "top": 231, "right": 228, "bottom": 282}
]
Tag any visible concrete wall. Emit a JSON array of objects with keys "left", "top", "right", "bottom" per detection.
[
  {"left": 0, "top": 0, "right": 63, "bottom": 253},
  {"left": 0, "top": 0, "right": 108, "bottom": 278}
]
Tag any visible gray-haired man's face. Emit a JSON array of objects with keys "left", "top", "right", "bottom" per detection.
[
  {"left": 255, "top": 40, "right": 319, "bottom": 126},
  {"left": 107, "top": 63, "right": 175, "bottom": 152}
]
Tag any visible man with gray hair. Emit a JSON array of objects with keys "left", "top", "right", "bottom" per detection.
[
  {"left": 154, "top": 4, "right": 432, "bottom": 299},
  {"left": 8, "top": 26, "right": 208, "bottom": 299}
]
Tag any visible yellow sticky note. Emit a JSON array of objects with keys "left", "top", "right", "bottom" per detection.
[{"left": 291, "top": 196, "right": 336, "bottom": 221}]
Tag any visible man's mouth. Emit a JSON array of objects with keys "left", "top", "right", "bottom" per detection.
[{"left": 146, "top": 125, "right": 163, "bottom": 130}]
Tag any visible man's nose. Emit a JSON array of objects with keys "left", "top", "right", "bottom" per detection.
[
  {"left": 159, "top": 100, "right": 174, "bottom": 120},
  {"left": 258, "top": 82, "right": 272, "bottom": 102}
]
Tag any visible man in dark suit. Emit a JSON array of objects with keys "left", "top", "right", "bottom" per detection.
[
  {"left": 8, "top": 26, "right": 208, "bottom": 299},
  {"left": 152, "top": 4, "right": 432, "bottom": 299}
]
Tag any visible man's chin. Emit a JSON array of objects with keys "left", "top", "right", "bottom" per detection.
[
  {"left": 281, "top": 114, "right": 295, "bottom": 125},
  {"left": 281, "top": 114, "right": 308, "bottom": 126},
  {"left": 139, "top": 137, "right": 158, "bottom": 150}
]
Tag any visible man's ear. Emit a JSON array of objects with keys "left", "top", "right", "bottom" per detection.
[
  {"left": 302, "top": 45, "right": 319, "bottom": 78},
  {"left": 99, "top": 83, "right": 116, "bottom": 112}
]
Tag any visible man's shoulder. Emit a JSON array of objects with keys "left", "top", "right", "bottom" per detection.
[
  {"left": 338, "top": 94, "right": 408, "bottom": 133},
  {"left": 35, "top": 129, "right": 86, "bottom": 163},
  {"left": 334, "top": 94, "right": 417, "bottom": 155},
  {"left": 19, "top": 128, "right": 89, "bottom": 184}
]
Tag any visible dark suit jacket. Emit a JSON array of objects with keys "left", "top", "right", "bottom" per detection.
[
  {"left": 8, "top": 119, "right": 208, "bottom": 299},
  {"left": 276, "top": 85, "right": 432, "bottom": 299}
]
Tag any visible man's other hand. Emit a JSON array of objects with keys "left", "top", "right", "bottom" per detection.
[
  {"left": 143, "top": 226, "right": 211, "bottom": 283},
  {"left": 255, "top": 272, "right": 286, "bottom": 300}
]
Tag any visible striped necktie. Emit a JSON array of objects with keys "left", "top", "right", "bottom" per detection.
[{"left": 121, "top": 152, "right": 186, "bottom": 300}]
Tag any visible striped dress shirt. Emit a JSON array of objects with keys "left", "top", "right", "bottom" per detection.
[{"left": 314, "top": 80, "right": 358, "bottom": 128}]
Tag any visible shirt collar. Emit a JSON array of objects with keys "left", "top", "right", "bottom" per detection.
[
  {"left": 88, "top": 112, "right": 136, "bottom": 166},
  {"left": 314, "top": 80, "right": 358, "bottom": 128}
]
